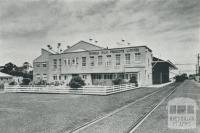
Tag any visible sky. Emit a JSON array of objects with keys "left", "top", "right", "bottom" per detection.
[{"left": 0, "top": 0, "right": 200, "bottom": 74}]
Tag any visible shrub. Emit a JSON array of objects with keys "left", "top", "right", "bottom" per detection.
[
  {"left": 35, "top": 80, "right": 47, "bottom": 85},
  {"left": 9, "top": 81, "right": 17, "bottom": 85},
  {"left": 69, "top": 76, "right": 85, "bottom": 89},
  {"left": 54, "top": 81, "right": 60, "bottom": 86},
  {"left": 112, "top": 77, "right": 123, "bottom": 85},
  {"left": 129, "top": 76, "right": 138, "bottom": 87},
  {"left": 21, "top": 78, "right": 31, "bottom": 85}
]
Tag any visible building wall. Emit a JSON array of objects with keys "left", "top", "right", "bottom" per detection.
[
  {"left": 0, "top": 77, "right": 13, "bottom": 85},
  {"left": 47, "top": 46, "right": 152, "bottom": 86},
  {"left": 152, "top": 63, "right": 169, "bottom": 84},
  {"left": 33, "top": 49, "right": 50, "bottom": 83}
]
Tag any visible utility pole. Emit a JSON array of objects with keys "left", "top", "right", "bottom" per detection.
[{"left": 198, "top": 53, "right": 200, "bottom": 75}]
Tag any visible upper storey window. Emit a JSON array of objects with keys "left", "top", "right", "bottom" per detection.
[
  {"left": 98, "top": 56, "right": 102, "bottom": 65},
  {"left": 53, "top": 59, "right": 57, "bottom": 69},
  {"left": 125, "top": 54, "right": 130, "bottom": 64},
  {"left": 106, "top": 55, "right": 111, "bottom": 66},
  {"left": 82, "top": 57, "right": 86, "bottom": 66},
  {"left": 90, "top": 56, "right": 94, "bottom": 66},
  {"left": 116, "top": 54, "right": 121, "bottom": 65},
  {"left": 135, "top": 53, "right": 141, "bottom": 61}
]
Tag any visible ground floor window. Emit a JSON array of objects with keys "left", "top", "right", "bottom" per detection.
[
  {"left": 91, "top": 73, "right": 137, "bottom": 80},
  {"left": 53, "top": 75, "right": 57, "bottom": 80},
  {"left": 82, "top": 75, "right": 87, "bottom": 79},
  {"left": 64, "top": 75, "right": 67, "bottom": 80}
]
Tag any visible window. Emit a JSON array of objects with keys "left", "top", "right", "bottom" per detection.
[
  {"left": 36, "top": 74, "right": 40, "bottom": 80},
  {"left": 177, "top": 105, "right": 186, "bottom": 114},
  {"left": 82, "top": 75, "right": 87, "bottom": 79},
  {"left": 116, "top": 54, "right": 121, "bottom": 65},
  {"left": 64, "top": 59, "right": 67, "bottom": 66},
  {"left": 59, "top": 59, "right": 61, "bottom": 67},
  {"left": 64, "top": 75, "right": 67, "bottom": 80},
  {"left": 53, "top": 75, "right": 57, "bottom": 80},
  {"left": 76, "top": 57, "right": 78, "bottom": 64},
  {"left": 72, "top": 58, "right": 75, "bottom": 65},
  {"left": 68, "top": 59, "right": 71, "bottom": 65},
  {"left": 82, "top": 57, "right": 86, "bottom": 66},
  {"left": 187, "top": 105, "right": 194, "bottom": 114},
  {"left": 90, "top": 56, "right": 94, "bottom": 66},
  {"left": 125, "top": 54, "right": 130, "bottom": 64},
  {"left": 106, "top": 55, "right": 111, "bottom": 66},
  {"left": 135, "top": 53, "right": 141, "bottom": 61},
  {"left": 43, "top": 63, "right": 47, "bottom": 67},
  {"left": 170, "top": 105, "right": 176, "bottom": 114},
  {"left": 53, "top": 59, "right": 57, "bottom": 69},
  {"left": 98, "top": 56, "right": 103, "bottom": 65},
  {"left": 36, "top": 63, "right": 40, "bottom": 67},
  {"left": 59, "top": 75, "right": 61, "bottom": 80},
  {"left": 43, "top": 74, "right": 47, "bottom": 80},
  {"left": 104, "top": 74, "right": 113, "bottom": 79}
]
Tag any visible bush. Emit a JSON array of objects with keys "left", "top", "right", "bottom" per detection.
[
  {"left": 112, "top": 77, "right": 123, "bottom": 85},
  {"left": 21, "top": 78, "right": 31, "bottom": 85},
  {"left": 9, "top": 81, "right": 17, "bottom": 85},
  {"left": 69, "top": 76, "right": 85, "bottom": 89},
  {"left": 129, "top": 76, "right": 138, "bottom": 87},
  {"left": 35, "top": 80, "right": 47, "bottom": 85}
]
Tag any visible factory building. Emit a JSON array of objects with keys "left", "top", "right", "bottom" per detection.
[{"left": 33, "top": 40, "right": 177, "bottom": 86}]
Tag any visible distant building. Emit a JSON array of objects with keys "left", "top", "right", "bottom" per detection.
[
  {"left": 33, "top": 40, "right": 177, "bottom": 86},
  {"left": 0, "top": 72, "right": 13, "bottom": 85}
]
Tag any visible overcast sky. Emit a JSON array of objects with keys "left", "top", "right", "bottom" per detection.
[{"left": 0, "top": 0, "right": 199, "bottom": 73}]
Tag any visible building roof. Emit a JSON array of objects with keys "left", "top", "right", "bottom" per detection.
[
  {"left": 63, "top": 40, "right": 104, "bottom": 53},
  {"left": 0, "top": 72, "right": 12, "bottom": 77},
  {"left": 152, "top": 57, "right": 178, "bottom": 70}
]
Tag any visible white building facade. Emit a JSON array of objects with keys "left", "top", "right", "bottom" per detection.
[{"left": 33, "top": 41, "right": 153, "bottom": 86}]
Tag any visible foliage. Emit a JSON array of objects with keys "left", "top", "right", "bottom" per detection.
[
  {"left": 0, "top": 62, "right": 33, "bottom": 80},
  {"left": 54, "top": 81, "right": 60, "bottom": 86},
  {"left": 129, "top": 76, "right": 138, "bottom": 87},
  {"left": 174, "top": 74, "right": 188, "bottom": 82},
  {"left": 9, "top": 81, "right": 17, "bottom": 85},
  {"left": 112, "top": 77, "right": 123, "bottom": 85},
  {"left": 69, "top": 76, "right": 85, "bottom": 88},
  {"left": 35, "top": 80, "right": 47, "bottom": 85},
  {"left": 21, "top": 78, "right": 31, "bottom": 85}
]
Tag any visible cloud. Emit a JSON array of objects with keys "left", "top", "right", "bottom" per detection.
[{"left": 0, "top": 0, "right": 199, "bottom": 68}]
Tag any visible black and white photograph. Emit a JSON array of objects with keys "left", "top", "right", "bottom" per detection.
[{"left": 0, "top": 0, "right": 200, "bottom": 133}]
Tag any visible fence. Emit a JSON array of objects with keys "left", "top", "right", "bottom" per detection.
[{"left": 4, "top": 83, "right": 137, "bottom": 95}]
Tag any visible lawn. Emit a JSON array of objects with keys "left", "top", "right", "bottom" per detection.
[{"left": 0, "top": 87, "right": 160, "bottom": 133}]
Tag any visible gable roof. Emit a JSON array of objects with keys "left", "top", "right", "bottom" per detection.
[
  {"left": 63, "top": 40, "right": 104, "bottom": 53},
  {"left": 33, "top": 49, "right": 52, "bottom": 63},
  {"left": 0, "top": 72, "right": 12, "bottom": 77}
]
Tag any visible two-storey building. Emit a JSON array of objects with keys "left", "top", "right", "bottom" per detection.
[{"left": 33, "top": 40, "right": 176, "bottom": 86}]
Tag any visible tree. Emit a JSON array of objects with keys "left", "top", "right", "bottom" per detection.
[{"left": 1, "top": 62, "right": 17, "bottom": 74}]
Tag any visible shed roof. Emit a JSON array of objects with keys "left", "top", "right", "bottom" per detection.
[{"left": 152, "top": 57, "right": 178, "bottom": 70}]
